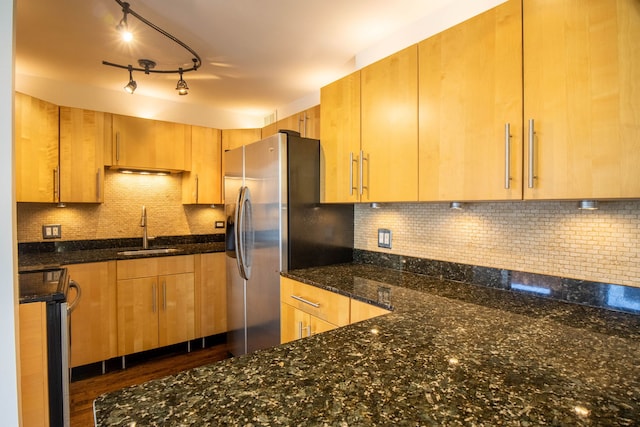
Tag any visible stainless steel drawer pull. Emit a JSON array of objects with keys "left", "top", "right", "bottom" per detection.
[{"left": 290, "top": 294, "right": 320, "bottom": 308}]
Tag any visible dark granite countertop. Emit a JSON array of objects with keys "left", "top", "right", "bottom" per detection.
[
  {"left": 94, "top": 262, "right": 640, "bottom": 426},
  {"left": 17, "top": 234, "right": 226, "bottom": 271}
]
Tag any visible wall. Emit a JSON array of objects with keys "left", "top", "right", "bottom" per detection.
[
  {"left": 355, "top": 201, "right": 640, "bottom": 288},
  {"left": 2, "top": 0, "right": 20, "bottom": 423},
  {"left": 17, "top": 170, "right": 225, "bottom": 242}
]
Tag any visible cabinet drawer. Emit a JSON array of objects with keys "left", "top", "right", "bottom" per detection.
[
  {"left": 117, "top": 255, "right": 194, "bottom": 280},
  {"left": 280, "top": 277, "right": 350, "bottom": 327}
]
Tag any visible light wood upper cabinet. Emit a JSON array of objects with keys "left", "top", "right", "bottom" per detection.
[
  {"left": 261, "top": 106, "right": 321, "bottom": 140},
  {"left": 112, "top": 114, "right": 191, "bottom": 171},
  {"left": 361, "top": 45, "right": 419, "bottom": 202},
  {"left": 523, "top": 0, "right": 640, "bottom": 200},
  {"left": 419, "top": 0, "right": 523, "bottom": 201},
  {"left": 221, "top": 128, "right": 262, "bottom": 152},
  {"left": 59, "top": 107, "right": 110, "bottom": 203},
  {"left": 67, "top": 261, "right": 117, "bottom": 368},
  {"left": 183, "top": 126, "right": 222, "bottom": 205},
  {"left": 195, "top": 252, "right": 227, "bottom": 338},
  {"left": 320, "top": 71, "right": 361, "bottom": 203},
  {"left": 116, "top": 255, "right": 195, "bottom": 356},
  {"left": 15, "top": 92, "right": 59, "bottom": 203}
]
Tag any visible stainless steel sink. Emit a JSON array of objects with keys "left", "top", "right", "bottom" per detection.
[{"left": 117, "top": 248, "right": 182, "bottom": 256}]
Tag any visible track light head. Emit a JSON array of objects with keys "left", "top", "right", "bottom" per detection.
[
  {"left": 116, "top": 2, "right": 132, "bottom": 42},
  {"left": 124, "top": 65, "right": 136, "bottom": 94},
  {"left": 176, "top": 68, "right": 189, "bottom": 95}
]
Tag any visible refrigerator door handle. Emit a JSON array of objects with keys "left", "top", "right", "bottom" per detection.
[{"left": 236, "top": 186, "right": 254, "bottom": 280}]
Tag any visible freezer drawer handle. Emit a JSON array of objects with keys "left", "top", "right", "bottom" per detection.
[{"left": 290, "top": 294, "right": 320, "bottom": 308}]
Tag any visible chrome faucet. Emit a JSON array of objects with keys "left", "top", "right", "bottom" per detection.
[{"left": 141, "top": 205, "right": 148, "bottom": 249}]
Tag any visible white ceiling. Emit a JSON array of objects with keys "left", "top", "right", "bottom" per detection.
[{"left": 15, "top": 0, "right": 504, "bottom": 128}]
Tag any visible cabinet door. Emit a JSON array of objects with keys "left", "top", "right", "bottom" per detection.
[
  {"left": 419, "top": 0, "right": 523, "bottom": 201},
  {"left": 281, "top": 303, "right": 337, "bottom": 344},
  {"left": 158, "top": 272, "right": 196, "bottom": 347},
  {"left": 523, "top": 0, "right": 640, "bottom": 199},
  {"left": 320, "top": 71, "right": 361, "bottom": 203},
  {"left": 195, "top": 253, "right": 227, "bottom": 338},
  {"left": 183, "top": 126, "right": 222, "bottom": 205},
  {"left": 59, "top": 107, "right": 109, "bottom": 203},
  {"left": 67, "top": 261, "right": 117, "bottom": 368},
  {"left": 222, "top": 128, "right": 262, "bottom": 151},
  {"left": 280, "top": 302, "right": 308, "bottom": 344},
  {"left": 350, "top": 299, "right": 391, "bottom": 324},
  {"left": 117, "top": 276, "right": 159, "bottom": 355},
  {"left": 361, "top": 45, "right": 419, "bottom": 202},
  {"left": 280, "top": 277, "right": 350, "bottom": 327},
  {"left": 19, "top": 302, "right": 49, "bottom": 427},
  {"left": 112, "top": 114, "right": 190, "bottom": 171},
  {"left": 301, "top": 105, "right": 321, "bottom": 139},
  {"left": 15, "top": 92, "right": 59, "bottom": 203}
]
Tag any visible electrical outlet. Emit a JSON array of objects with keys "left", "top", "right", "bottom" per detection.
[
  {"left": 215, "top": 221, "right": 225, "bottom": 229},
  {"left": 42, "top": 224, "right": 62, "bottom": 239},
  {"left": 377, "top": 228, "right": 392, "bottom": 249}
]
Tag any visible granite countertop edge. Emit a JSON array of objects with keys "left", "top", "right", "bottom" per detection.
[{"left": 18, "top": 239, "right": 226, "bottom": 271}]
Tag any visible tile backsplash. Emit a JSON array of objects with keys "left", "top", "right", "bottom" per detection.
[
  {"left": 355, "top": 201, "right": 640, "bottom": 288},
  {"left": 17, "top": 170, "right": 225, "bottom": 242}
]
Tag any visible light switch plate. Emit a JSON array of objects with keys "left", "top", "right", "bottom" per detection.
[
  {"left": 377, "top": 228, "right": 392, "bottom": 249},
  {"left": 215, "top": 221, "right": 225, "bottom": 229}
]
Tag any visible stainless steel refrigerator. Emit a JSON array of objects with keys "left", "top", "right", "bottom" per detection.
[{"left": 224, "top": 131, "right": 353, "bottom": 356}]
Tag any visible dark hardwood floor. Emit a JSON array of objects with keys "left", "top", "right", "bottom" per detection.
[{"left": 70, "top": 338, "right": 230, "bottom": 427}]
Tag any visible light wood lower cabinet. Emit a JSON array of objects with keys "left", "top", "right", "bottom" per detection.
[
  {"left": 19, "top": 302, "right": 49, "bottom": 427},
  {"left": 280, "top": 277, "right": 389, "bottom": 344},
  {"left": 195, "top": 253, "right": 227, "bottom": 338},
  {"left": 280, "top": 277, "right": 350, "bottom": 344},
  {"left": 280, "top": 302, "right": 336, "bottom": 343},
  {"left": 350, "top": 298, "right": 391, "bottom": 324},
  {"left": 116, "top": 255, "right": 195, "bottom": 356},
  {"left": 67, "top": 261, "right": 117, "bottom": 368}
]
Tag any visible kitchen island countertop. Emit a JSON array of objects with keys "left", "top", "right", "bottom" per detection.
[{"left": 93, "top": 263, "right": 640, "bottom": 426}]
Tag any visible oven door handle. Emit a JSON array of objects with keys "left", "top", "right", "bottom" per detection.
[{"left": 67, "top": 280, "right": 82, "bottom": 314}]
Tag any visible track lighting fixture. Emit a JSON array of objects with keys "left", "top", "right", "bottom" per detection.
[
  {"left": 102, "top": 0, "right": 202, "bottom": 95},
  {"left": 124, "top": 65, "right": 137, "bottom": 94},
  {"left": 176, "top": 68, "right": 189, "bottom": 96}
]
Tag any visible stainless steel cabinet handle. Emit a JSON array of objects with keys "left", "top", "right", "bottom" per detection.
[
  {"left": 349, "top": 152, "right": 358, "bottom": 196},
  {"left": 96, "top": 168, "right": 101, "bottom": 201},
  {"left": 290, "top": 294, "right": 320, "bottom": 308},
  {"left": 528, "top": 119, "right": 535, "bottom": 188},
  {"left": 305, "top": 325, "right": 312, "bottom": 337},
  {"left": 359, "top": 150, "right": 369, "bottom": 196},
  {"left": 53, "top": 167, "right": 59, "bottom": 202},
  {"left": 152, "top": 283, "right": 157, "bottom": 313},
  {"left": 195, "top": 174, "right": 199, "bottom": 204},
  {"left": 162, "top": 280, "right": 167, "bottom": 311},
  {"left": 297, "top": 321, "right": 303, "bottom": 339},
  {"left": 115, "top": 132, "right": 121, "bottom": 163},
  {"left": 504, "top": 123, "right": 511, "bottom": 189}
]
